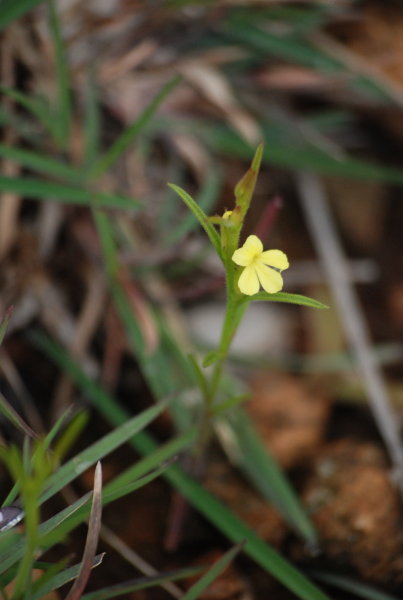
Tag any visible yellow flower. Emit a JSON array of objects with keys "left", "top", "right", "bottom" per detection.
[{"left": 232, "top": 235, "right": 289, "bottom": 296}]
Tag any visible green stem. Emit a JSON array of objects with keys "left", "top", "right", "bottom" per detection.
[
  {"left": 210, "top": 297, "right": 246, "bottom": 394},
  {"left": 12, "top": 490, "right": 39, "bottom": 600},
  {"left": 194, "top": 296, "right": 248, "bottom": 458}
]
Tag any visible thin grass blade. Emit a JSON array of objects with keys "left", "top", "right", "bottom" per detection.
[
  {"left": 0, "top": 87, "right": 57, "bottom": 140},
  {"left": 219, "top": 408, "right": 317, "bottom": 544},
  {"left": 40, "top": 402, "right": 166, "bottom": 504},
  {"left": 0, "top": 392, "right": 37, "bottom": 439},
  {"left": 80, "top": 567, "right": 202, "bottom": 600},
  {"left": 0, "top": 494, "right": 91, "bottom": 576},
  {"left": 31, "top": 555, "right": 104, "bottom": 600},
  {"left": 180, "top": 542, "right": 244, "bottom": 600},
  {"left": 0, "top": 306, "right": 13, "bottom": 346},
  {"left": 90, "top": 76, "right": 180, "bottom": 178},
  {"left": 48, "top": 0, "right": 72, "bottom": 147},
  {"left": 310, "top": 572, "right": 400, "bottom": 600},
  {"left": 165, "top": 169, "right": 222, "bottom": 245},
  {"left": 83, "top": 70, "right": 101, "bottom": 168},
  {"left": 0, "top": 145, "right": 82, "bottom": 182},
  {"left": 0, "top": 0, "right": 47, "bottom": 29},
  {"left": 168, "top": 183, "right": 222, "bottom": 259},
  {"left": 0, "top": 176, "right": 141, "bottom": 209},
  {"left": 2, "top": 407, "right": 74, "bottom": 507}
]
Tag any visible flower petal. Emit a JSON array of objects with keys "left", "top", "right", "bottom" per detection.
[
  {"left": 260, "top": 249, "right": 289, "bottom": 271},
  {"left": 232, "top": 247, "right": 252, "bottom": 266},
  {"left": 243, "top": 235, "right": 263, "bottom": 255},
  {"left": 238, "top": 265, "right": 260, "bottom": 295},
  {"left": 232, "top": 235, "right": 263, "bottom": 266},
  {"left": 255, "top": 261, "right": 284, "bottom": 293}
]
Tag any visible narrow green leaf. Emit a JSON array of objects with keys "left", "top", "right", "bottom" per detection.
[
  {"left": 93, "top": 211, "right": 198, "bottom": 409},
  {"left": 165, "top": 169, "right": 222, "bottom": 245},
  {"left": 31, "top": 557, "right": 70, "bottom": 598},
  {"left": 31, "top": 555, "right": 104, "bottom": 600},
  {"left": 0, "top": 0, "right": 47, "bottom": 30},
  {"left": 83, "top": 70, "right": 101, "bottom": 168},
  {"left": 0, "top": 176, "right": 141, "bottom": 209},
  {"left": 53, "top": 410, "right": 90, "bottom": 462},
  {"left": 210, "top": 121, "right": 403, "bottom": 186},
  {"left": 202, "top": 350, "right": 222, "bottom": 368},
  {"left": 0, "top": 457, "right": 176, "bottom": 576},
  {"left": 243, "top": 291, "right": 329, "bottom": 309},
  {"left": 0, "top": 145, "right": 82, "bottom": 182},
  {"left": 92, "top": 210, "right": 119, "bottom": 277},
  {"left": 161, "top": 459, "right": 329, "bottom": 600},
  {"left": 90, "top": 76, "right": 180, "bottom": 177},
  {"left": 41, "top": 464, "right": 172, "bottom": 551},
  {"left": 48, "top": 0, "right": 72, "bottom": 147},
  {"left": 80, "top": 568, "right": 202, "bottom": 600},
  {"left": 222, "top": 17, "right": 390, "bottom": 102},
  {"left": 101, "top": 429, "right": 195, "bottom": 498},
  {"left": 0, "top": 392, "right": 37, "bottom": 439},
  {"left": 212, "top": 393, "right": 249, "bottom": 415},
  {"left": 0, "top": 306, "right": 13, "bottom": 346},
  {"left": 0, "top": 87, "right": 55, "bottom": 139},
  {"left": 40, "top": 402, "right": 166, "bottom": 504},
  {"left": 0, "top": 494, "right": 90, "bottom": 576},
  {"left": 181, "top": 543, "right": 244, "bottom": 600},
  {"left": 310, "top": 571, "right": 400, "bottom": 600},
  {"left": 1, "top": 408, "right": 74, "bottom": 507},
  {"left": 221, "top": 408, "right": 317, "bottom": 543},
  {"left": 168, "top": 183, "right": 222, "bottom": 259}
]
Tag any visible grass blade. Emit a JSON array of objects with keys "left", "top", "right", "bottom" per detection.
[
  {"left": 80, "top": 567, "right": 202, "bottom": 600},
  {"left": 31, "top": 555, "right": 104, "bottom": 600},
  {"left": 311, "top": 572, "right": 400, "bottom": 600},
  {"left": 0, "top": 145, "right": 82, "bottom": 182},
  {"left": 0, "top": 459, "right": 174, "bottom": 575},
  {"left": 165, "top": 168, "right": 222, "bottom": 245},
  {"left": 243, "top": 291, "right": 329, "bottom": 309},
  {"left": 40, "top": 402, "right": 166, "bottom": 504},
  {"left": 1, "top": 408, "right": 75, "bottom": 507},
  {"left": 0, "top": 306, "right": 13, "bottom": 346},
  {"left": 0, "top": 391, "right": 37, "bottom": 439},
  {"left": 0, "top": 87, "right": 56, "bottom": 139},
  {"left": 221, "top": 16, "right": 390, "bottom": 102},
  {"left": 0, "top": 494, "right": 90, "bottom": 575},
  {"left": 0, "top": 0, "right": 47, "bottom": 30},
  {"left": 207, "top": 122, "right": 403, "bottom": 186},
  {"left": 90, "top": 76, "right": 180, "bottom": 178},
  {"left": 48, "top": 0, "right": 72, "bottom": 147},
  {"left": 83, "top": 70, "right": 101, "bottom": 168},
  {"left": 0, "top": 176, "right": 141, "bottom": 209},
  {"left": 180, "top": 542, "right": 244, "bottom": 600},
  {"left": 221, "top": 408, "right": 317, "bottom": 544},
  {"left": 168, "top": 183, "right": 222, "bottom": 259}
]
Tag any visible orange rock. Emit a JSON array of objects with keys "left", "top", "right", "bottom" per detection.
[
  {"left": 302, "top": 440, "right": 403, "bottom": 584},
  {"left": 247, "top": 373, "right": 331, "bottom": 469}
]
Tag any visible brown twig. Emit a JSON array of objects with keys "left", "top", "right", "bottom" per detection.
[{"left": 297, "top": 171, "right": 403, "bottom": 495}]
